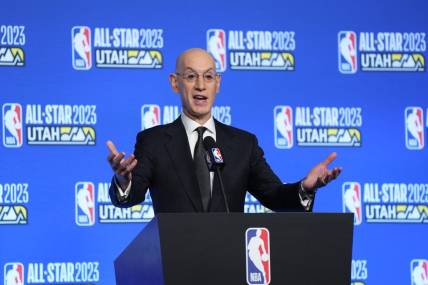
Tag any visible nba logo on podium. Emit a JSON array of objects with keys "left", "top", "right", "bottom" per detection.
[
  {"left": 72, "top": 26, "right": 92, "bottom": 70},
  {"left": 207, "top": 29, "right": 226, "bottom": 72},
  {"left": 75, "top": 182, "right": 95, "bottom": 226},
  {"left": 410, "top": 259, "right": 428, "bottom": 285},
  {"left": 342, "top": 182, "right": 362, "bottom": 225},
  {"left": 274, "top": 105, "right": 293, "bottom": 149},
  {"left": 246, "top": 227, "right": 271, "bottom": 285},
  {"left": 2, "top": 103, "right": 23, "bottom": 148},
  {"left": 4, "top": 262, "right": 24, "bottom": 285},
  {"left": 141, "top": 104, "right": 161, "bottom": 130},
  {"left": 405, "top": 107, "right": 424, "bottom": 150},
  {"left": 338, "top": 31, "right": 357, "bottom": 74}
]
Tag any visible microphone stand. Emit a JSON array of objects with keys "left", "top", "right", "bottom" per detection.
[
  {"left": 204, "top": 151, "right": 230, "bottom": 213},
  {"left": 214, "top": 166, "right": 230, "bottom": 214}
]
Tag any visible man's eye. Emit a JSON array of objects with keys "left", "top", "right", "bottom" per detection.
[
  {"left": 185, "top": 73, "right": 197, "bottom": 80},
  {"left": 204, "top": 74, "right": 215, "bottom": 81}
]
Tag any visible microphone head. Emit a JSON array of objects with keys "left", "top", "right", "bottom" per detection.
[
  {"left": 203, "top": 136, "right": 216, "bottom": 149},
  {"left": 203, "top": 136, "right": 225, "bottom": 165}
]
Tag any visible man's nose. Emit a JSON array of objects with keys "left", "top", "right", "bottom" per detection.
[{"left": 194, "top": 75, "right": 206, "bottom": 90}]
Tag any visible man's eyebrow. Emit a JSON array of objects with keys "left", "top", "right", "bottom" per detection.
[
  {"left": 182, "top": 67, "right": 215, "bottom": 73},
  {"left": 183, "top": 67, "right": 197, "bottom": 73}
]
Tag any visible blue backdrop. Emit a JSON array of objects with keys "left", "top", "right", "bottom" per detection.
[{"left": 1, "top": 0, "right": 427, "bottom": 284}]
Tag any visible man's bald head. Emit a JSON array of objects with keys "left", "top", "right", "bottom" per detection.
[
  {"left": 169, "top": 48, "right": 221, "bottom": 124},
  {"left": 175, "top": 48, "right": 216, "bottom": 72}
]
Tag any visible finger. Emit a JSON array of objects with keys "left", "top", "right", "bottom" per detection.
[
  {"left": 122, "top": 154, "right": 135, "bottom": 166},
  {"left": 323, "top": 167, "right": 342, "bottom": 184},
  {"left": 119, "top": 159, "right": 138, "bottom": 176},
  {"left": 118, "top": 154, "right": 135, "bottom": 171},
  {"left": 113, "top": 152, "right": 125, "bottom": 163},
  {"left": 119, "top": 155, "right": 132, "bottom": 169},
  {"left": 106, "top": 140, "right": 119, "bottom": 155},
  {"left": 127, "top": 159, "right": 138, "bottom": 172},
  {"left": 316, "top": 176, "right": 327, "bottom": 187},
  {"left": 321, "top": 152, "right": 337, "bottom": 166},
  {"left": 332, "top": 167, "right": 342, "bottom": 179},
  {"left": 330, "top": 167, "right": 341, "bottom": 174},
  {"left": 119, "top": 159, "right": 136, "bottom": 176},
  {"left": 111, "top": 152, "right": 125, "bottom": 169},
  {"left": 331, "top": 167, "right": 339, "bottom": 174},
  {"left": 107, "top": 152, "right": 115, "bottom": 162},
  {"left": 116, "top": 158, "right": 129, "bottom": 174},
  {"left": 326, "top": 173, "right": 334, "bottom": 184}
]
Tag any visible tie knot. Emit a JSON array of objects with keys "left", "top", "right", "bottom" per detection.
[{"left": 195, "top": 126, "right": 207, "bottom": 139}]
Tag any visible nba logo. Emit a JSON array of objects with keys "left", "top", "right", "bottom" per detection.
[
  {"left": 211, "top": 148, "right": 224, "bottom": 163},
  {"left": 207, "top": 29, "right": 226, "bottom": 72},
  {"left": 75, "top": 182, "right": 95, "bottom": 226},
  {"left": 338, "top": 31, "right": 357, "bottom": 74},
  {"left": 411, "top": 259, "right": 428, "bottom": 285},
  {"left": 342, "top": 182, "right": 362, "bottom": 225},
  {"left": 141, "top": 104, "right": 161, "bottom": 130},
  {"left": 72, "top": 26, "right": 92, "bottom": 70},
  {"left": 245, "top": 227, "right": 271, "bottom": 285},
  {"left": 4, "top": 262, "right": 24, "bottom": 285},
  {"left": 2, "top": 103, "right": 23, "bottom": 148},
  {"left": 405, "top": 107, "right": 424, "bottom": 150},
  {"left": 274, "top": 105, "right": 293, "bottom": 149}
]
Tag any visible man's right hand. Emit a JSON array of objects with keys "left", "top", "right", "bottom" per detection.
[{"left": 106, "top": 140, "right": 138, "bottom": 189}]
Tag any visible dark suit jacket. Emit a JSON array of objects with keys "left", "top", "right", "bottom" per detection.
[{"left": 109, "top": 117, "right": 310, "bottom": 213}]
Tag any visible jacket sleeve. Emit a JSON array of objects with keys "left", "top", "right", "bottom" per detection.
[
  {"left": 247, "top": 134, "right": 314, "bottom": 212},
  {"left": 108, "top": 132, "right": 153, "bottom": 208}
]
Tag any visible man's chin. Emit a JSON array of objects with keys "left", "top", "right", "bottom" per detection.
[{"left": 187, "top": 109, "right": 212, "bottom": 121}]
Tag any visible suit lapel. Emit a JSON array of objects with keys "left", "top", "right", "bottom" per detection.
[{"left": 165, "top": 118, "right": 203, "bottom": 212}]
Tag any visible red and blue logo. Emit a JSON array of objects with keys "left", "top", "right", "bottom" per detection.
[
  {"left": 207, "top": 29, "right": 226, "bottom": 72},
  {"left": 246, "top": 227, "right": 271, "bottom": 285},
  {"left": 342, "top": 182, "right": 363, "bottom": 225},
  {"left": 411, "top": 259, "right": 428, "bottom": 285},
  {"left": 211, "top": 148, "right": 223, "bottom": 163},
  {"left": 2, "top": 103, "right": 23, "bottom": 148},
  {"left": 338, "top": 31, "right": 357, "bottom": 74},
  {"left": 274, "top": 105, "right": 293, "bottom": 149},
  {"left": 4, "top": 262, "right": 24, "bottom": 285},
  {"left": 72, "top": 26, "right": 92, "bottom": 70},
  {"left": 75, "top": 182, "right": 95, "bottom": 226},
  {"left": 405, "top": 107, "right": 424, "bottom": 150},
  {"left": 141, "top": 104, "right": 161, "bottom": 130}
]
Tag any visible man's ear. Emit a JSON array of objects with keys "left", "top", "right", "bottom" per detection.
[
  {"left": 216, "top": 74, "right": 222, "bottom": 93},
  {"left": 169, "top": 73, "right": 179, "bottom": 93}
]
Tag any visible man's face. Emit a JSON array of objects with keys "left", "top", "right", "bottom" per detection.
[{"left": 170, "top": 50, "right": 221, "bottom": 123}]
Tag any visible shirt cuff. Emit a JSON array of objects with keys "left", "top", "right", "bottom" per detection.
[
  {"left": 114, "top": 176, "right": 132, "bottom": 198},
  {"left": 299, "top": 181, "right": 315, "bottom": 211}
]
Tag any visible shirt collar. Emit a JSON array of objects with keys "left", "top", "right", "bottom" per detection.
[{"left": 180, "top": 112, "right": 216, "bottom": 137}]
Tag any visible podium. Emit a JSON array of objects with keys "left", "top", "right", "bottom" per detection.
[{"left": 114, "top": 213, "right": 353, "bottom": 285}]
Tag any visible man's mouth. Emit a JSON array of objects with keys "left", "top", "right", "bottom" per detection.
[{"left": 193, "top": 95, "right": 208, "bottom": 102}]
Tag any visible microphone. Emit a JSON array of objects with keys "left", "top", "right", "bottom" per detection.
[
  {"left": 203, "top": 136, "right": 225, "bottom": 170},
  {"left": 202, "top": 136, "right": 229, "bottom": 213}
]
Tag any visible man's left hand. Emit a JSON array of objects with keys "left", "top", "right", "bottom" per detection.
[{"left": 302, "top": 152, "right": 342, "bottom": 192}]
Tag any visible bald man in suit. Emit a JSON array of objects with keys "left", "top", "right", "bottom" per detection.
[{"left": 107, "top": 48, "right": 342, "bottom": 213}]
